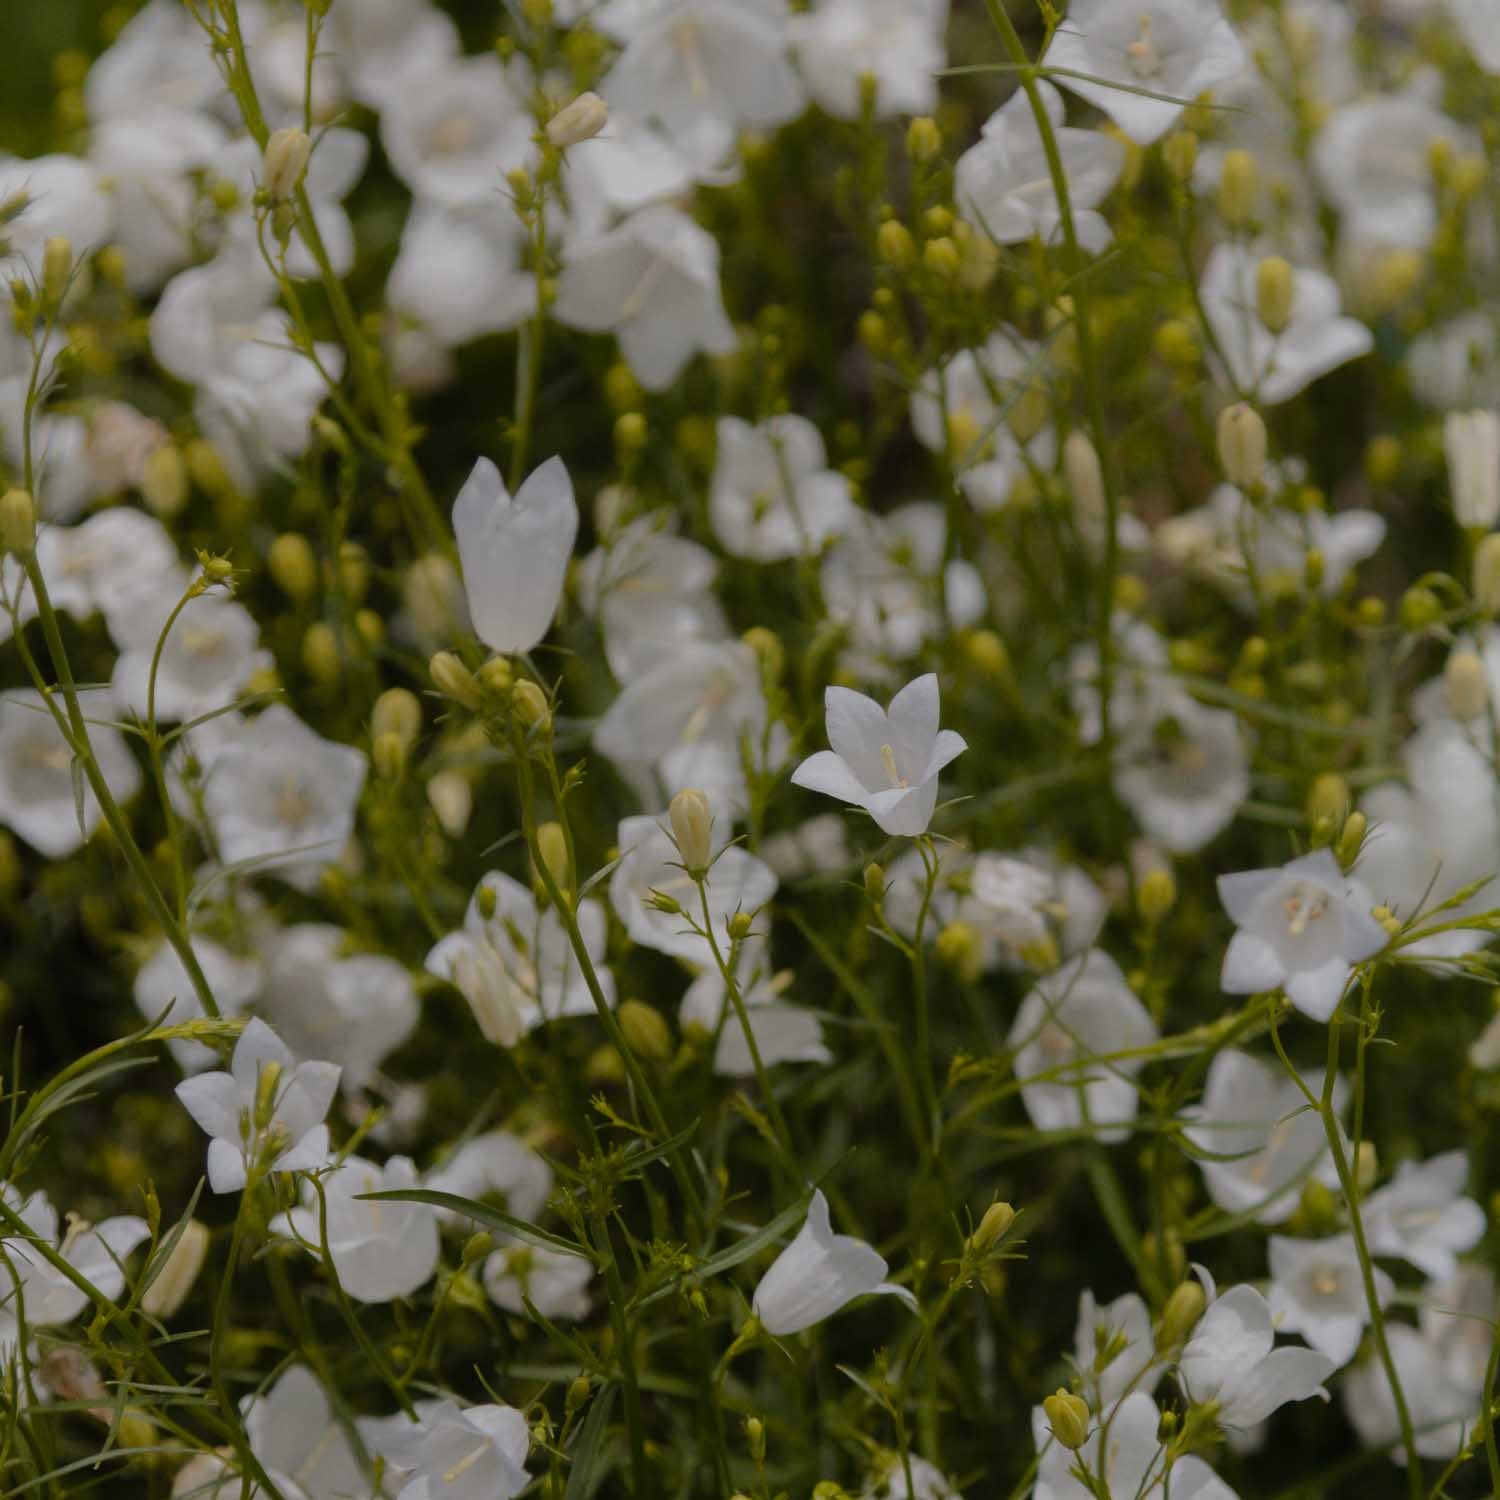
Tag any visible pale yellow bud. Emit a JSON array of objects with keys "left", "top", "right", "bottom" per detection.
[
  {"left": 1157, "top": 1279, "right": 1206, "bottom": 1349},
  {"left": 0, "top": 487, "right": 36, "bottom": 556},
  {"left": 1042, "top": 1389, "right": 1091, "bottom": 1450},
  {"left": 1063, "top": 430, "right": 1105, "bottom": 518},
  {"left": 1162, "top": 130, "right": 1198, "bottom": 182},
  {"left": 1217, "top": 149, "right": 1258, "bottom": 225},
  {"left": 618, "top": 999, "right": 673, "bottom": 1063},
  {"left": 301, "top": 622, "right": 340, "bottom": 685},
  {"left": 876, "top": 220, "right": 917, "bottom": 271},
  {"left": 372, "top": 687, "right": 422, "bottom": 747},
  {"left": 967, "top": 1200, "right": 1016, "bottom": 1253},
  {"left": 922, "top": 236, "right": 961, "bottom": 277},
  {"left": 535, "top": 820, "right": 570, "bottom": 894},
  {"left": 906, "top": 116, "right": 942, "bottom": 162},
  {"left": 268, "top": 533, "right": 318, "bottom": 601},
  {"left": 138, "top": 440, "right": 187, "bottom": 516},
  {"left": 1446, "top": 648, "right": 1490, "bottom": 720},
  {"left": 669, "top": 787, "right": 714, "bottom": 875},
  {"left": 427, "top": 768, "right": 474, "bottom": 837},
  {"left": 141, "top": 1219, "right": 210, "bottom": 1318},
  {"left": 263, "top": 128, "right": 313, "bottom": 200},
  {"left": 546, "top": 91, "right": 608, "bottom": 148},
  {"left": 429, "top": 650, "right": 484, "bottom": 710},
  {"left": 1216, "top": 402, "right": 1267, "bottom": 490},
  {"left": 372, "top": 731, "right": 407, "bottom": 781},
  {"left": 1137, "top": 868, "right": 1177, "bottom": 927},
  {"left": 1254, "top": 255, "right": 1295, "bottom": 334},
  {"left": 512, "top": 678, "right": 551, "bottom": 728},
  {"left": 1475, "top": 533, "right": 1500, "bottom": 615},
  {"left": 42, "top": 236, "right": 72, "bottom": 306}
]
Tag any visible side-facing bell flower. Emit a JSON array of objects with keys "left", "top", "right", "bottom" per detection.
[
  {"left": 452, "top": 455, "right": 578, "bottom": 655},
  {"left": 791, "top": 674, "right": 967, "bottom": 838}
]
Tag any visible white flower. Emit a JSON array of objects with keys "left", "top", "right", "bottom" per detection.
[
  {"left": 1199, "top": 244, "right": 1373, "bottom": 405},
  {"left": 1342, "top": 1324, "right": 1475, "bottom": 1465},
  {"left": 1180, "top": 1281, "right": 1334, "bottom": 1428},
  {"left": 0, "top": 155, "right": 111, "bottom": 274},
  {"left": 134, "top": 934, "right": 261, "bottom": 1074},
  {"left": 1407, "top": 311, "right": 1500, "bottom": 411},
  {"left": 789, "top": 0, "right": 948, "bottom": 121},
  {"left": 1075, "top": 1287, "right": 1156, "bottom": 1411},
  {"left": 1448, "top": 0, "right": 1500, "bottom": 72},
  {"left": 452, "top": 455, "right": 578, "bottom": 655},
  {"left": 174, "top": 1018, "right": 340, "bottom": 1193},
  {"left": 1008, "top": 950, "right": 1159, "bottom": 1144},
  {"left": 199, "top": 705, "right": 367, "bottom": 880},
  {"left": 1113, "top": 695, "right": 1250, "bottom": 855},
  {"left": 1032, "top": 1391, "right": 1238, "bottom": 1500},
  {"left": 680, "top": 967, "right": 832, "bottom": 1076},
  {"left": 367, "top": 1398, "right": 530, "bottom": 1500},
  {"left": 1180, "top": 1049, "right": 1345, "bottom": 1225},
  {"left": 426, "top": 871, "right": 615, "bottom": 1046},
  {"left": 274, "top": 1153, "right": 439, "bottom": 1303},
  {"left": 1419, "top": 1262, "right": 1497, "bottom": 1397},
  {"left": 484, "top": 1238, "right": 594, "bottom": 1320},
  {"left": 791, "top": 675, "right": 966, "bottom": 838},
  {"left": 554, "top": 205, "right": 738, "bottom": 391},
  {"left": 1363, "top": 1152, "right": 1486, "bottom": 1281},
  {"left": 759, "top": 813, "right": 851, "bottom": 882},
  {"left": 956, "top": 83, "right": 1124, "bottom": 253},
  {"left": 324, "top": 0, "right": 462, "bottom": 111},
  {"left": 709, "top": 414, "right": 855, "bottom": 561},
  {"left": 752, "top": 1188, "right": 912, "bottom": 1336},
  {"left": 425, "top": 1130, "right": 553, "bottom": 1227},
  {"left": 1444, "top": 410, "right": 1500, "bottom": 529},
  {"left": 1267, "top": 1233, "right": 1393, "bottom": 1367},
  {"left": 239, "top": 1365, "right": 367, "bottom": 1500},
  {"left": 0, "top": 1186, "right": 148, "bottom": 1353},
  {"left": 861, "top": 1450, "right": 965, "bottom": 1500},
  {"left": 1041, "top": 0, "right": 1248, "bottom": 145},
  {"left": 1067, "top": 616, "right": 1174, "bottom": 747},
  {"left": 32, "top": 508, "right": 178, "bottom": 630},
  {"left": 1218, "top": 849, "right": 1387, "bottom": 1020},
  {"left": 259, "top": 925, "right": 419, "bottom": 1094},
  {"left": 610, "top": 812, "right": 777, "bottom": 966},
  {"left": 0, "top": 688, "right": 141, "bottom": 858}
]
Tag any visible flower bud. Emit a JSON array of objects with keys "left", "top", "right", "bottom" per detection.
[
  {"left": 618, "top": 999, "right": 673, "bottom": 1063},
  {"left": 42, "top": 236, "right": 72, "bottom": 306},
  {"left": 1215, "top": 403, "right": 1267, "bottom": 491},
  {"left": 1063, "top": 430, "right": 1105, "bottom": 518},
  {"left": 263, "top": 128, "right": 313, "bottom": 200},
  {"left": 512, "top": 678, "right": 551, "bottom": 728},
  {"left": 1356, "top": 1140, "right": 1379, "bottom": 1193},
  {"left": 1445, "top": 410, "right": 1500, "bottom": 530},
  {"left": 1042, "top": 1389, "right": 1091, "bottom": 1450},
  {"left": 863, "top": 862, "right": 885, "bottom": 906},
  {"left": 430, "top": 651, "right": 484, "bottom": 710},
  {"left": 140, "top": 441, "right": 188, "bottom": 516},
  {"left": 567, "top": 1374, "right": 592, "bottom": 1413},
  {"left": 0, "top": 487, "right": 36, "bottom": 556},
  {"left": 727, "top": 910, "right": 754, "bottom": 942},
  {"left": 268, "top": 532, "right": 318, "bottom": 601},
  {"left": 142, "top": 1219, "right": 210, "bottom": 1318},
  {"left": 301, "top": 622, "right": 340, "bottom": 686},
  {"left": 1446, "top": 648, "right": 1490, "bottom": 720},
  {"left": 1217, "top": 149, "right": 1258, "bottom": 226},
  {"left": 967, "top": 1200, "right": 1016, "bottom": 1253},
  {"left": 741, "top": 625, "right": 784, "bottom": 681},
  {"left": 1156, "top": 1279, "right": 1206, "bottom": 1349},
  {"left": 477, "top": 656, "right": 515, "bottom": 697},
  {"left": 372, "top": 687, "right": 422, "bottom": 747},
  {"left": 428, "top": 769, "right": 473, "bottom": 837},
  {"left": 373, "top": 731, "right": 407, "bottom": 781},
  {"left": 546, "top": 91, "right": 608, "bottom": 148},
  {"left": 876, "top": 220, "right": 917, "bottom": 271},
  {"left": 535, "top": 820, "right": 571, "bottom": 894},
  {"left": 1476, "top": 534, "right": 1500, "bottom": 615},
  {"left": 1162, "top": 130, "right": 1198, "bottom": 181},
  {"left": 461, "top": 1230, "right": 494, "bottom": 1265},
  {"left": 922, "top": 236, "right": 961, "bottom": 277},
  {"left": 1335, "top": 811, "right": 1367, "bottom": 869},
  {"left": 1136, "top": 867, "right": 1176, "bottom": 927},
  {"left": 1306, "top": 772, "right": 1349, "bottom": 828},
  {"left": 1399, "top": 583, "right": 1442, "bottom": 632},
  {"left": 669, "top": 787, "right": 713, "bottom": 876},
  {"left": 906, "top": 116, "right": 942, "bottom": 162},
  {"left": 1254, "top": 255, "right": 1295, "bottom": 334}
]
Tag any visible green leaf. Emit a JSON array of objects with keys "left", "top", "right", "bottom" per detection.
[
  {"left": 564, "top": 1381, "right": 619, "bottom": 1500},
  {"left": 354, "top": 1189, "right": 596, "bottom": 1262}
]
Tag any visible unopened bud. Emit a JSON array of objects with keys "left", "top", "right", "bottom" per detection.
[
  {"left": 863, "top": 862, "right": 885, "bottom": 906},
  {"left": 546, "top": 91, "right": 608, "bottom": 148},
  {"left": 140, "top": 441, "right": 187, "bottom": 516},
  {"left": 906, "top": 116, "right": 942, "bottom": 162},
  {"left": 263, "top": 128, "right": 313, "bottom": 200},
  {"left": 512, "top": 678, "right": 550, "bottom": 728},
  {"left": 372, "top": 687, "right": 422, "bottom": 747},
  {"left": 1216, "top": 403, "right": 1267, "bottom": 491},
  {"left": 1162, "top": 130, "right": 1198, "bottom": 181},
  {"left": 461, "top": 1230, "right": 494, "bottom": 1266},
  {"left": 476, "top": 656, "right": 515, "bottom": 697},
  {"left": 1255, "top": 255, "right": 1295, "bottom": 334},
  {"left": 1446, "top": 648, "right": 1490, "bottom": 720},
  {"left": 535, "top": 820, "right": 570, "bottom": 894},
  {"left": 1476, "top": 533, "right": 1500, "bottom": 615},
  {"left": 1042, "top": 1389, "right": 1091, "bottom": 1450},
  {"left": 1157, "top": 1279, "right": 1206, "bottom": 1349},
  {"left": 968, "top": 1200, "right": 1016, "bottom": 1253},
  {"left": 430, "top": 651, "right": 483, "bottom": 710},
  {"left": 669, "top": 787, "right": 713, "bottom": 876},
  {"left": 268, "top": 533, "right": 318, "bottom": 601},
  {"left": 142, "top": 1219, "right": 210, "bottom": 1318},
  {"left": 1063, "top": 430, "right": 1105, "bottom": 518},
  {"left": 428, "top": 768, "right": 473, "bottom": 837},
  {"left": 0, "top": 488, "right": 36, "bottom": 555},
  {"left": 301, "top": 622, "right": 340, "bottom": 685},
  {"left": 1137, "top": 868, "right": 1176, "bottom": 927},
  {"left": 42, "top": 236, "right": 72, "bottom": 306},
  {"left": 1335, "top": 811, "right": 1367, "bottom": 869},
  {"left": 876, "top": 220, "right": 917, "bottom": 271},
  {"left": 618, "top": 999, "right": 673, "bottom": 1063},
  {"left": 922, "top": 236, "right": 961, "bottom": 277},
  {"left": 1399, "top": 583, "right": 1443, "bottom": 632},
  {"left": 935, "top": 920, "right": 979, "bottom": 980},
  {"left": 741, "top": 625, "right": 784, "bottom": 681},
  {"left": 1356, "top": 1140, "right": 1379, "bottom": 1193},
  {"left": 1217, "top": 149, "right": 1258, "bottom": 226},
  {"left": 727, "top": 910, "right": 754, "bottom": 942},
  {"left": 567, "top": 1374, "right": 592, "bottom": 1413},
  {"left": 373, "top": 731, "right": 406, "bottom": 781},
  {"left": 745, "top": 1416, "right": 766, "bottom": 1464}
]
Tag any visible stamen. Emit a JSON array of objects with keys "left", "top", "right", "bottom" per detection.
[{"left": 879, "top": 743, "right": 908, "bottom": 788}]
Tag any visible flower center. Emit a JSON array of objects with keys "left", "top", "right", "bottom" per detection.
[
  {"left": 674, "top": 21, "right": 710, "bottom": 99},
  {"left": 276, "top": 780, "right": 313, "bottom": 829},
  {"left": 1281, "top": 882, "right": 1329, "bottom": 937},
  {"left": 1125, "top": 14, "right": 1162, "bottom": 79},
  {"left": 429, "top": 112, "right": 476, "bottom": 157},
  {"left": 879, "top": 743, "right": 909, "bottom": 788},
  {"left": 1310, "top": 1269, "right": 1342, "bottom": 1298}
]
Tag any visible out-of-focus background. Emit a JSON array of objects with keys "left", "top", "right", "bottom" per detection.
[{"left": 0, "top": 2, "right": 115, "bottom": 154}]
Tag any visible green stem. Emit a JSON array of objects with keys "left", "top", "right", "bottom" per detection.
[{"left": 594, "top": 1209, "right": 648, "bottom": 1497}]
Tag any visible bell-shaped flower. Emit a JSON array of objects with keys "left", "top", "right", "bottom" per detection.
[
  {"left": 554, "top": 205, "right": 738, "bottom": 391},
  {"left": 174, "top": 1018, "right": 340, "bottom": 1193},
  {"left": 789, "top": 0, "right": 948, "bottom": 121},
  {"left": 0, "top": 689, "right": 141, "bottom": 859},
  {"left": 610, "top": 811, "right": 777, "bottom": 966},
  {"left": 452, "top": 455, "right": 578, "bottom": 655},
  {"left": 274, "top": 1153, "right": 439, "bottom": 1303},
  {"left": 1008, "top": 949, "right": 1159, "bottom": 1144},
  {"left": 1199, "top": 244, "right": 1373, "bottom": 405},
  {"left": 1218, "top": 848, "right": 1387, "bottom": 1020},
  {"left": 199, "top": 704, "right": 367, "bottom": 882},
  {"left": 791, "top": 674, "right": 966, "bottom": 838},
  {"left": 1179, "top": 1049, "right": 1345, "bottom": 1224},
  {"left": 240, "top": 1364, "right": 367, "bottom": 1500},
  {"left": 1343, "top": 1323, "right": 1475, "bottom": 1465},
  {"left": 956, "top": 83, "right": 1124, "bottom": 253},
  {"left": 424, "top": 1130, "right": 553, "bottom": 1227},
  {"left": 0, "top": 1186, "right": 148, "bottom": 1350},
  {"left": 1267, "top": 1233, "right": 1393, "bottom": 1368},
  {"left": 260, "top": 924, "right": 419, "bottom": 1094},
  {"left": 1179, "top": 1281, "right": 1334, "bottom": 1428},
  {"left": 368, "top": 1398, "right": 531, "bottom": 1500},
  {"left": 1420, "top": 1262, "right": 1497, "bottom": 1398},
  {"left": 1032, "top": 1391, "right": 1238, "bottom": 1500},
  {"left": 709, "top": 414, "right": 855, "bottom": 561},
  {"left": 483, "top": 1238, "right": 594, "bottom": 1320},
  {"left": 134, "top": 934, "right": 261, "bottom": 1074},
  {"left": 1363, "top": 1151, "right": 1486, "bottom": 1280},
  {"left": 426, "top": 871, "right": 614, "bottom": 1046},
  {"left": 752, "top": 1188, "right": 913, "bottom": 1336},
  {"left": 0, "top": 155, "right": 111, "bottom": 275},
  {"left": 30, "top": 509, "right": 178, "bottom": 632},
  {"left": 1041, "top": 0, "right": 1248, "bottom": 145},
  {"left": 1449, "top": 0, "right": 1500, "bottom": 71},
  {"left": 680, "top": 966, "right": 832, "bottom": 1077},
  {"left": 1113, "top": 695, "right": 1250, "bottom": 855}
]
